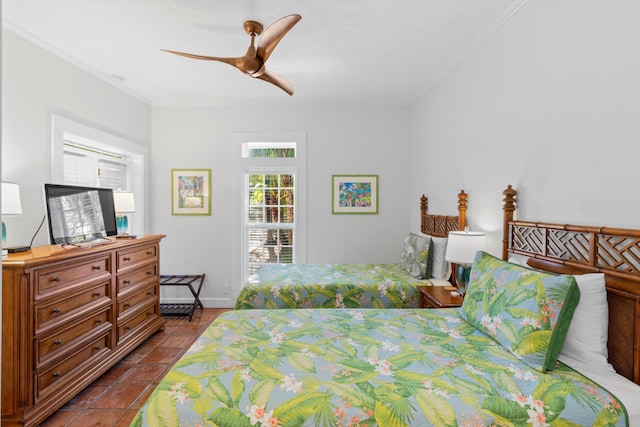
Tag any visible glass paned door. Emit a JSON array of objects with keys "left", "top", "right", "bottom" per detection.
[{"left": 246, "top": 173, "right": 295, "bottom": 276}]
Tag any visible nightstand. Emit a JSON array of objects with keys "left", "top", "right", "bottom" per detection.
[{"left": 419, "top": 286, "right": 464, "bottom": 308}]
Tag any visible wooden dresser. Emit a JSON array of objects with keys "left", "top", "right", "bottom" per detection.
[{"left": 1, "top": 235, "right": 166, "bottom": 427}]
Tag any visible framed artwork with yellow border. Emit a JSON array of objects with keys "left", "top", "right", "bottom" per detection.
[{"left": 171, "top": 169, "right": 211, "bottom": 215}]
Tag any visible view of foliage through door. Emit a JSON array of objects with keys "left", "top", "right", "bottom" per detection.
[{"left": 247, "top": 148, "right": 296, "bottom": 276}]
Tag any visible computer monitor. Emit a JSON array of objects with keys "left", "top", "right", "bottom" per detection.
[{"left": 44, "top": 183, "right": 117, "bottom": 244}]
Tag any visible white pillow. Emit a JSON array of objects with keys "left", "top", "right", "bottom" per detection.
[
  {"left": 430, "top": 236, "right": 451, "bottom": 280},
  {"left": 560, "top": 273, "right": 613, "bottom": 372},
  {"left": 508, "top": 256, "right": 612, "bottom": 371}
]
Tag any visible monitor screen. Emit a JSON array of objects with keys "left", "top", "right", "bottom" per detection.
[{"left": 44, "top": 184, "right": 117, "bottom": 244}]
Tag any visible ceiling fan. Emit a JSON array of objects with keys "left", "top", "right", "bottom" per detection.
[{"left": 163, "top": 14, "right": 301, "bottom": 96}]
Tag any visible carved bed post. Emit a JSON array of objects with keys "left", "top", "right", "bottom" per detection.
[
  {"left": 502, "top": 185, "right": 517, "bottom": 260},
  {"left": 457, "top": 190, "right": 467, "bottom": 231}
]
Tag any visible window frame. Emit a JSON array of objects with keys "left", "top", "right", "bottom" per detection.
[{"left": 51, "top": 114, "right": 147, "bottom": 234}]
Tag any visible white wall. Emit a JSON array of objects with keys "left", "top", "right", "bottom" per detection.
[
  {"left": 151, "top": 106, "right": 411, "bottom": 306},
  {"left": 410, "top": 1, "right": 640, "bottom": 257},
  {"left": 1, "top": 29, "right": 152, "bottom": 248}
]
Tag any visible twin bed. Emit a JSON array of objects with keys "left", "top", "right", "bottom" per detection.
[
  {"left": 133, "top": 186, "right": 640, "bottom": 427},
  {"left": 234, "top": 191, "right": 468, "bottom": 310}
]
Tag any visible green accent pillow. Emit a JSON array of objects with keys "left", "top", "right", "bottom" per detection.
[
  {"left": 400, "top": 233, "right": 433, "bottom": 279},
  {"left": 460, "top": 251, "right": 580, "bottom": 372}
]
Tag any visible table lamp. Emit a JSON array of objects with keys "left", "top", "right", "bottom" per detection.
[
  {"left": 445, "top": 229, "right": 487, "bottom": 295},
  {"left": 113, "top": 191, "right": 135, "bottom": 236},
  {"left": 2, "top": 182, "right": 30, "bottom": 252}
]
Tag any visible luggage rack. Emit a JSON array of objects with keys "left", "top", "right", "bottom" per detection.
[{"left": 159, "top": 274, "right": 205, "bottom": 321}]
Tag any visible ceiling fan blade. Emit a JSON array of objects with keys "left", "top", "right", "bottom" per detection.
[
  {"left": 256, "top": 14, "right": 301, "bottom": 64},
  {"left": 255, "top": 69, "right": 294, "bottom": 96},
  {"left": 163, "top": 49, "right": 246, "bottom": 65}
]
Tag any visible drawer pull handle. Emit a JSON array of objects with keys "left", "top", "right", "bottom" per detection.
[
  {"left": 125, "top": 326, "right": 131, "bottom": 331},
  {"left": 147, "top": 312, "right": 153, "bottom": 317},
  {"left": 54, "top": 339, "right": 62, "bottom": 346},
  {"left": 123, "top": 257, "right": 131, "bottom": 262},
  {"left": 93, "top": 292, "right": 101, "bottom": 297},
  {"left": 92, "top": 265, "right": 101, "bottom": 270},
  {"left": 147, "top": 271, "right": 153, "bottom": 276},
  {"left": 147, "top": 291, "right": 153, "bottom": 296},
  {"left": 52, "top": 372, "right": 60, "bottom": 379},
  {"left": 124, "top": 303, "right": 130, "bottom": 309},
  {"left": 51, "top": 276, "right": 61, "bottom": 283},
  {"left": 94, "top": 345, "right": 101, "bottom": 351},
  {"left": 53, "top": 308, "right": 61, "bottom": 314},
  {"left": 123, "top": 280, "right": 131, "bottom": 285},
  {"left": 147, "top": 251, "right": 153, "bottom": 256},
  {"left": 95, "top": 318, "right": 103, "bottom": 324}
]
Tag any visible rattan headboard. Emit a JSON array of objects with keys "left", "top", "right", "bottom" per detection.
[
  {"left": 502, "top": 184, "right": 640, "bottom": 385},
  {"left": 420, "top": 190, "right": 467, "bottom": 237}
]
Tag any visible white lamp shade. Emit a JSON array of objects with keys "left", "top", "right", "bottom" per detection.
[
  {"left": 113, "top": 191, "right": 136, "bottom": 213},
  {"left": 2, "top": 182, "right": 23, "bottom": 215},
  {"left": 445, "top": 231, "right": 487, "bottom": 265}
]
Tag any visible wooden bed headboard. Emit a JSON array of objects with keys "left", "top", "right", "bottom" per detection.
[
  {"left": 420, "top": 190, "right": 467, "bottom": 237},
  {"left": 502, "top": 185, "right": 640, "bottom": 385}
]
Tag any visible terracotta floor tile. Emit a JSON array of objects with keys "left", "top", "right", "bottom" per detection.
[
  {"left": 114, "top": 409, "right": 140, "bottom": 427},
  {"left": 160, "top": 333, "right": 195, "bottom": 348},
  {"left": 67, "top": 409, "right": 126, "bottom": 427},
  {"left": 118, "top": 363, "right": 167, "bottom": 384},
  {"left": 139, "top": 346, "right": 182, "bottom": 364},
  {"left": 63, "top": 385, "right": 109, "bottom": 409},
  {"left": 130, "top": 384, "right": 157, "bottom": 410},
  {"left": 91, "top": 383, "right": 148, "bottom": 409},
  {"left": 91, "top": 363, "right": 135, "bottom": 387},
  {"left": 40, "top": 409, "right": 81, "bottom": 426},
  {"left": 38, "top": 308, "right": 227, "bottom": 426}
]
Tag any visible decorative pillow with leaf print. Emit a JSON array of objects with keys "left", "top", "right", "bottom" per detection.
[
  {"left": 460, "top": 251, "right": 580, "bottom": 372},
  {"left": 400, "top": 233, "right": 433, "bottom": 279}
]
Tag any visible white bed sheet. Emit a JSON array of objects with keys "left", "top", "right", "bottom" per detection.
[{"left": 560, "top": 354, "right": 640, "bottom": 427}]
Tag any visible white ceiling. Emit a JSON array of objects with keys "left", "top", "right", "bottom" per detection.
[{"left": 2, "top": 0, "right": 525, "bottom": 107}]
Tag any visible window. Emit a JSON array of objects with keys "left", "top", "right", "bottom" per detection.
[
  {"left": 246, "top": 171, "right": 295, "bottom": 276},
  {"left": 51, "top": 115, "right": 147, "bottom": 234},
  {"left": 63, "top": 142, "right": 128, "bottom": 190},
  {"left": 231, "top": 133, "right": 307, "bottom": 288}
]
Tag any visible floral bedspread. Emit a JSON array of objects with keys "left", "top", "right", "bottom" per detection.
[
  {"left": 133, "top": 309, "right": 627, "bottom": 427},
  {"left": 234, "top": 264, "right": 428, "bottom": 309}
]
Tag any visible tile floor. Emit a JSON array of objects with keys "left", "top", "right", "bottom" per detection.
[{"left": 40, "top": 308, "right": 231, "bottom": 427}]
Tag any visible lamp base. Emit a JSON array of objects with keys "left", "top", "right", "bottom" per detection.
[
  {"left": 6, "top": 246, "right": 30, "bottom": 253},
  {"left": 116, "top": 214, "right": 128, "bottom": 235},
  {"left": 455, "top": 264, "right": 471, "bottom": 296}
]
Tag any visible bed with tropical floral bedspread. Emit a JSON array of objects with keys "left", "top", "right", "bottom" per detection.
[
  {"left": 234, "top": 263, "right": 430, "bottom": 309},
  {"left": 133, "top": 252, "right": 630, "bottom": 427},
  {"left": 132, "top": 308, "right": 626, "bottom": 427}
]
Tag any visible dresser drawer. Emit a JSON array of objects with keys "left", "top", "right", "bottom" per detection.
[
  {"left": 117, "top": 265, "right": 158, "bottom": 294},
  {"left": 118, "top": 284, "right": 157, "bottom": 318},
  {"left": 117, "top": 302, "right": 158, "bottom": 343},
  {"left": 36, "top": 282, "right": 111, "bottom": 333},
  {"left": 35, "top": 255, "right": 111, "bottom": 298},
  {"left": 117, "top": 243, "right": 158, "bottom": 273},
  {"left": 36, "top": 333, "right": 110, "bottom": 398},
  {"left": 36, "top": 311, "right": 111, "bottom": 367}
]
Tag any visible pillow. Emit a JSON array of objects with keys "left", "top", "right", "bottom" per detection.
[
  {"left": 460, "top": 251, "right": 580, "bottom": 372},
  {"left": 559, "top": 273, "right": 612, "bottom": 371},
  {"left": 430, "top": 236, "right": 451, "bottom": 280},
  {"left": 508, "top": 256, "right": 612, "bottom": 371},
  {"left": 400, "top": 233, "right": 433, "bottom": 279}
]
